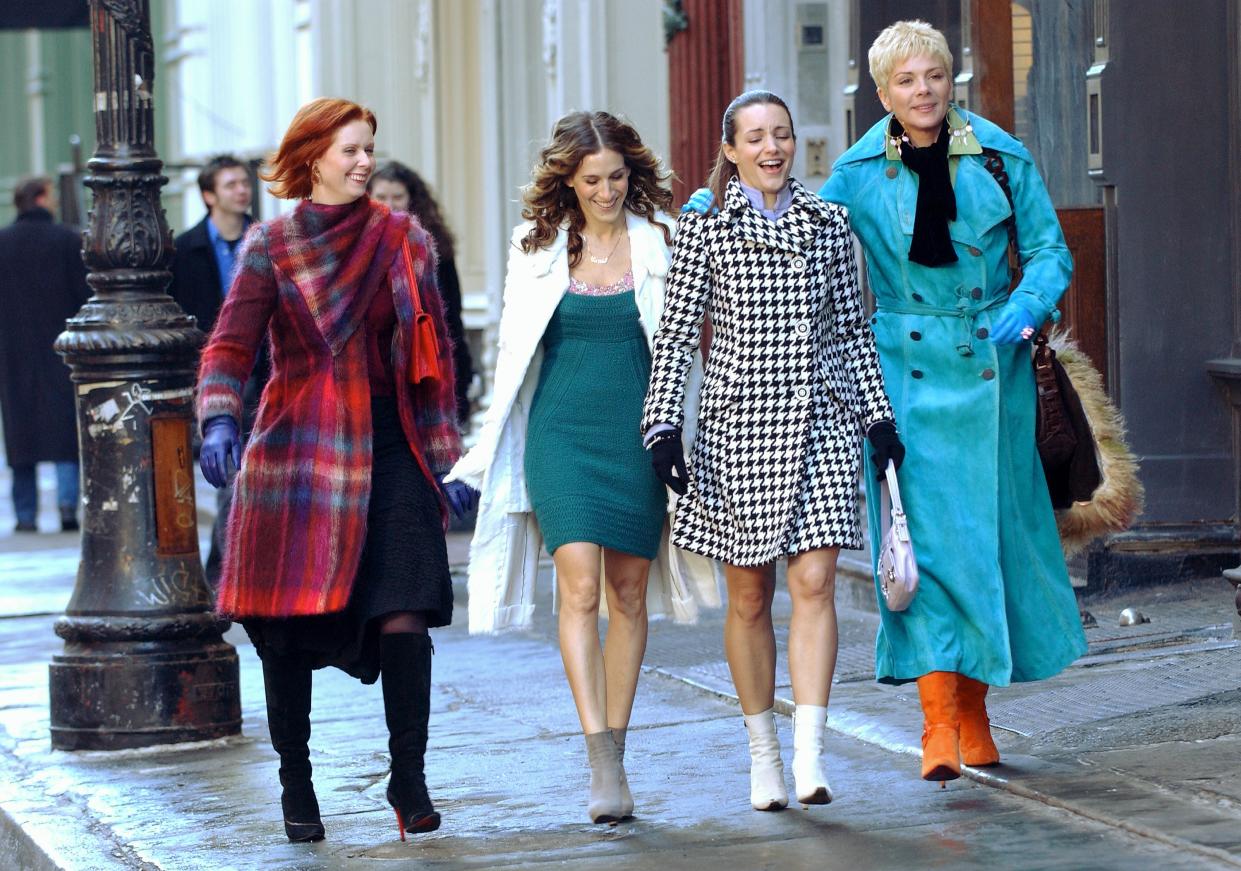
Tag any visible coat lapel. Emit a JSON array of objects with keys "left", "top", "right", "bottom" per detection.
[{"left": 723, "top": 177, "right": 829, "bottom": 255}]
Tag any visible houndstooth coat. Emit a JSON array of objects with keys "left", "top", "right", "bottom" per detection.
[{"left": 641, "top": 177, "right": 894, "bottom": 566}]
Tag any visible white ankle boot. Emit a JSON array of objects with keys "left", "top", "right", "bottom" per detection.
[
  {"left": 791, "top": 704, "right": 833, "bottom": 805},
  {"left": 743, "top": 708, "right": 788, "bottom": 811}
]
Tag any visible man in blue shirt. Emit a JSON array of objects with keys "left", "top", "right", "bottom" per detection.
[
  {"left": 170, "top": 155, "right": 253, "bottom": 332},
  {"left": 170, "top": 155, "right": 257, "bottom": 589}
]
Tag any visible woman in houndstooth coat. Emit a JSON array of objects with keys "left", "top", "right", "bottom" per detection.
[{"left": 641, "top": 91, "right": 902, "bottom": 813}]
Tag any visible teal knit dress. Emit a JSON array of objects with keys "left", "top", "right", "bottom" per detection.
[{"left": 524, "top": 271, "right": 666, "bottom": 559}]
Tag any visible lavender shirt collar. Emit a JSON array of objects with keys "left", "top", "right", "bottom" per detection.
[{"left": 739, "top": 180, "right": 793, "bottom": 222}]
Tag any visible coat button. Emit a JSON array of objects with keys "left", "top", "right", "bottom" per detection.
[
  {"left": 886, "top": 166, "right": 898, "bottom": 179},
  {"left": 795, "top": 321, "right": 810, "bottom": 335},
  {"left": 968, "top": 246, "right": 983, "bottom": 257},
  {"left": 911, "top": 292, "right": 924, "bottom": 302},
  {"left": 795, "top": 386, "right": 810, "bottom": 400},
  {"left": 976, "top": 327, "right": 989, "bottom": 339},
  {"left": 791, "top": 256, "right": 807, "bottom": 272},
  {"left": 910, "top": 331, "right": 922, "bottom": 341},
  {"left": 971, "top": 287, "right": 983, "bottom": 300},
  {"left": 911, "top": 370, "right": 924, "bottom": 379},
  {"left": 981, "top": 368, "right": 995, "bottom": 380}
]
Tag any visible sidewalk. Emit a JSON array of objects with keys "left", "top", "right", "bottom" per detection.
[{"left": 1, "top": 519, "right": 1239, "bottom": 868}]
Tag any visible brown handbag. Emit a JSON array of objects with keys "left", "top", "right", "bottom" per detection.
[
  {"left": 982, "top": 148, "right": 1101, "bottom": 509},
  {"left": 1033, "top": 332, "right": 1101, "bottom": 508},
  {"left": 401, "top": 239, "right": 443, "bottom": 385}
]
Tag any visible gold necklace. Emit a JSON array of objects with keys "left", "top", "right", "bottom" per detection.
[{"left": 585, "top": 231, "right": 626, "bottom": 265}]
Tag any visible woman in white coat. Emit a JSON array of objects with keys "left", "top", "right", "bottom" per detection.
[{"left": 446, "top": 112, "right": 717, "bottom": 824}]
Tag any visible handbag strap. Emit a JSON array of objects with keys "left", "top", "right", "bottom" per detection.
[
  {"left": 980, "top": 148, "right": 1020, "bottom": 277},
  {"left": 883, "top": 460, "right": 906, "bottom": 516},
  {"left": 400, "top": 238, "right": 427, "bottom": 316}
]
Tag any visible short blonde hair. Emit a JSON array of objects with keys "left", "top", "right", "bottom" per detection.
[{"left": 868, "top": 20, "right": 953, "bottom": 92}]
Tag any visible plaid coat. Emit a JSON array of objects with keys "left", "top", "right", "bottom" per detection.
[{"left": 197, "top": 198, "right": 461, "bottom": 618}]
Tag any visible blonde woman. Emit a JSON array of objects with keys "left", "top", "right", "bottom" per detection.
[
  {"left": 445, "top": 111, "right": 717, "bottom": 824},
  {"left": 820, "top": 21, "right": 1086, "bottom": 783}
]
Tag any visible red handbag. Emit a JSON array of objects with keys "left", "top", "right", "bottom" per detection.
[{"left": 401, "top": 239, "right": 442, "bottom": 385}]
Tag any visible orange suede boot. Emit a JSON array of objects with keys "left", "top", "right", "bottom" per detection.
[
  {"left": 915, "top": 671, "right": 961, "bottom": 783},
  {"left": 957, "top": 676, "right": 1000, "bottom": 767}
]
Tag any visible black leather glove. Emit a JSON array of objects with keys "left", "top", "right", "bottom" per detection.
[
  {"left": 648, "top": 428, "right": 689, "bottom": 495},
  {"left": 867, "top": 420, "right": 905, "bottom": 472}
]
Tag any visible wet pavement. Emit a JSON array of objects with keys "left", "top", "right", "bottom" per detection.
[{"left": 1, "top": 469, "right": 1240, "bottom": 869}]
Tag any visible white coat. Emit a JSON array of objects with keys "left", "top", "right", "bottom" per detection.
[{"left": 447, "top": 210, "right": 721, "bottom": 633}]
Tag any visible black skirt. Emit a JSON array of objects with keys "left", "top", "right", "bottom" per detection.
[{"left": 242, "top": 397, "right": 453, "bottom": 683}]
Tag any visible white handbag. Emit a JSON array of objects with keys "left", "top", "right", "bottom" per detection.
[{"left": 878, "top": 460, "right": 918, "bottom": 611}]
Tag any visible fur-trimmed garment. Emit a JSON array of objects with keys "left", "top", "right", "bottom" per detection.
[
  {"left": 1048, "top": 331, "right": 1144, "bottom": 556},
  {"left": 196, "top": 197, "right": 461, "bottom": 618}
]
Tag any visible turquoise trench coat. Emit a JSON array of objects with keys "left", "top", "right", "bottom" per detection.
[{"left": 820, "top": 107, "right": 1087, "bottom": 686}]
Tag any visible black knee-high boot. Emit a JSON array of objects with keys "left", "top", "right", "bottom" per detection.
[
  {"left": 262, "top": 655, "right": 325, "bottom": 843},
  {"left": 380, "top": 632, "right": 440, "bottom": 839}
]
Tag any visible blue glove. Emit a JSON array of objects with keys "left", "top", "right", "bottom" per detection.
[
  {"left": 990, "top": 301, "right": 1037, "bottom": 345},
  {"left": 439, "top": 476, "right": 479, "bottom": 519},
  {"left": 200, "top": 416, "right": 241, "bottom": 489},
  {"left": 680, "top": 187, "right": 718, "bottom": 216}
]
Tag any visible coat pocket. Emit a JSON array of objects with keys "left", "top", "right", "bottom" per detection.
[
  {"left": 818, "top": 354, "right": 857, "bottom": 409},
  {"left": 697, "top": 358, "right": 742, "bottom": 421}
]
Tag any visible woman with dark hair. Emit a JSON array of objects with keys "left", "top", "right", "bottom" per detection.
[
  {"left": 444, "top": 111, "right": 718, "bottom": 824},
  {"left": 370, "top": 162, "right": 475, "bottom": 424},
  {"left": 197, "top": 97, "right": 474, "bottom": 843},
  {"left": 643, "top": 90, "right": 901, "bottom": 812}
]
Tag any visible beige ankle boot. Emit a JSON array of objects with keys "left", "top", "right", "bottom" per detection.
[
  {"left": 791, "top": 704, "right": 833, "bottom": 805},
  {"left": 585, "top": 731, "right": 624, "bottom": 823},
  {"left": 743, "top": 708, "right": 788, "bottom": 811},
  {"left": 610, "top": 727, "right": 635, "bottom": 819}
]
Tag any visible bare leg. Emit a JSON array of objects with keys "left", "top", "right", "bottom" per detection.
[
  {"left": 785, "top": 548, "right": 840, "bottom": 707},
  {"left": 786, "top": 548, "right": 839, "bottom": 804},
  {"left": 723, "top": 562, "right": 777, "bottom": 715},
  {"left": 601, "top": 549, "right": 652, "bottom": 731},
  {"left": 553, "top": 542, "right": 607, "bottom": 734}
]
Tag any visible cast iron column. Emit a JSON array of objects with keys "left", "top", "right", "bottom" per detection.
[{"left": 49, "top": 0, "right": 240, "bottom": 750}]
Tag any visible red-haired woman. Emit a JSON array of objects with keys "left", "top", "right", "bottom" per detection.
[{"left": 196, "top": 97, "right": 474, "bottom": 843}]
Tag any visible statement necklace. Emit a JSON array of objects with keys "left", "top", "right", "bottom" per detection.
[{"left": 585, "top": 231, "right": 626, "bottom": 265}]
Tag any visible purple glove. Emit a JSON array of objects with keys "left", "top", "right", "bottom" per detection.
[
  {"left": 439, "top": 476, "right": 479, "bottom": 519},
  {"left": 200, "top": 416, "right": 241, "bottom": 488},
  {"left": 990, "top": 301, "right": 1037, "bottom": 345}
]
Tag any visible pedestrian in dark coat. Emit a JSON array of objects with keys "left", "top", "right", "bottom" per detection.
[
  {"left": 169, "top": 155, "right": 260, "bottom": 587},
  {"left": 169, "top": 155, "right": 253, "bottom": 336},
  {"left": 370, "top": 162, "right": 475, "bottom": 424},
  {"left": 196, "top": 98, "right": 473, "bottom": 844},
  {"left": 0, "top": 177, "right": 89, "bottom": 532}
]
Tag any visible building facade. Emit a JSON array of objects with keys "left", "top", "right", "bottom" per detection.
[{"left": 2, "top": 1, "right": 1237, "bottom": 586}]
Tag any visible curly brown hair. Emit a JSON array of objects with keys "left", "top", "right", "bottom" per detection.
[{"left": 521, "top": 111, "right": 673, "bottom": 266}]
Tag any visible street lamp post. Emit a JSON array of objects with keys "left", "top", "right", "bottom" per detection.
[{"left": 49, "top": 0, "right": 240, "bottom": 750}]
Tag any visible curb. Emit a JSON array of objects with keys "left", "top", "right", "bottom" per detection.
[
  {"left": 0, "top": 803, "right": 64, "bottom": 871},
  {"left": 645, "top": 666, "right": 1241, "bottom": 870}
]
